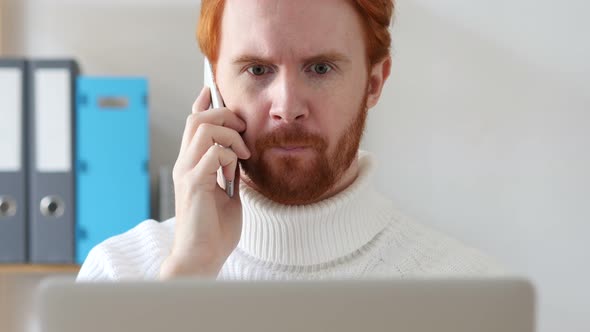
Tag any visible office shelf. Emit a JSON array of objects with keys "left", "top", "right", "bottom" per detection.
[{"left": 0, "top": 264, "right": 80, "bottom": 274}]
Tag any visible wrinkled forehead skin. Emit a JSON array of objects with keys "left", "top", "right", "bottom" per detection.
[{"left": 218, "top": 0, "right": 368, "bottom": 66}]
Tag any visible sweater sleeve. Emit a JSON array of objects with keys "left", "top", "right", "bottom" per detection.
[
  {"left": 76, "top": 245, "right": 118, "bottom": 281},
  {"left": 76, "top": 219, "right": 175, "bottom": 282}
]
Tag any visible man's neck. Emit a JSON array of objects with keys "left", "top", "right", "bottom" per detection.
[{"left": 235, "top": 151, "right": 392, "bottom": 266}]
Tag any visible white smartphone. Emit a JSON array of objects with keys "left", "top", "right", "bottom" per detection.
[
  {"left": 203, "top": 57, "right": 233, "bottom": 197},
  {"left": 204, "top": 57, "right": 225, "bottom": 109}
]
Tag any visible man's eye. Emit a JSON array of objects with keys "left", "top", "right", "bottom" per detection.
[
  {"left": 247, "top": 65, "right": 271, "bottom": 76},
  {"left": 310, "top": 63, "right": 332, "bottom": 75}
]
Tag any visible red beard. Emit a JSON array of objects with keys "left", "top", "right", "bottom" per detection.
[{"left": 241, "top": 92, "right": 369, "bottom": 205}]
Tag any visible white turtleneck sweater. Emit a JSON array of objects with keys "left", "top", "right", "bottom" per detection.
[{"left": 76, "top": 152, "right": 505, "bottom": 281}]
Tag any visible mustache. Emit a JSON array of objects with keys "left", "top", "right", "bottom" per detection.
[{"left": 254, "top": 125, "right": 327, "bottom": 152}]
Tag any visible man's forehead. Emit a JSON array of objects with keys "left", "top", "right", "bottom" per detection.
[
  {"left": 219, "top": 0, "right": 364, "bottom": 62},
  {"left": 224, "top": 0, "right": 348, "bottom": 15}
]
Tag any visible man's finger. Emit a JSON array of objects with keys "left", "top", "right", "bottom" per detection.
[
  {"left": 193, "top": 86, "right": 212, "bottom": 113},
  {"left": 193, "top": 108, "right": 247, "bottom": 133},
  {"left": 177, "top": 124, "right": 250, "bottom": 174},
  {"left": 178, "top": 108, "right": 246, "bottom": 159},
  {"left": 192, "top": 124, "right": 251, "bottom": 160},
  {"left": 193, "top": 144, "right": 238, "bottom": 192}
]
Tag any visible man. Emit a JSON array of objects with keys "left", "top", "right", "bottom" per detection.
[{"left": 77, "top": 0, "right": 503, "bottom": 281}]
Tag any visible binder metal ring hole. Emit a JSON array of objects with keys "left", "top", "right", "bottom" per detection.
[
  {"left": 40, "top": 196, "right": 65, "bottom": 218},
  {"left": 48, "top": 202, "right": 58, "bottom": 213},
  {"left": 0, "top": 196, "right": 17, "bottom": 217}
]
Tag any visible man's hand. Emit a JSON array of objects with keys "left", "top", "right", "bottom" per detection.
[{"left": 160, "top": 86, "right": 251, "bottom": 279}]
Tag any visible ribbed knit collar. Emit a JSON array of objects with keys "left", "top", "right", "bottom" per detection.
[{"left": 237, "top": 151, "right": 393, "bottom": 266}]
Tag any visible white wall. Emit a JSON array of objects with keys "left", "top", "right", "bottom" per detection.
[
  {"left": 364, "top": 2, "right": 589, "bottom": 331},
  {"left": 2, "top": 0, "right": 588, "bottom": 331}
]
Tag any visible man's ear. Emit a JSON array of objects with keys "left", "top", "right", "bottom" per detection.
[{"left": 366, "top": 55, "right": 392, "bottom": 109}]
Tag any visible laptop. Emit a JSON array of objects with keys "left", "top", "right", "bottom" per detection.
[{"left": 34, "top": 278, "right": 535, "bottom": 332}]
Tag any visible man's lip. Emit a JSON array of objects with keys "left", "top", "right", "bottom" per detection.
[
  {"left": 268, "top": 146, "right": 312, "bottom": 152},
  {"left": 275, "top": 146, "right": 309, "bottom": 150}
]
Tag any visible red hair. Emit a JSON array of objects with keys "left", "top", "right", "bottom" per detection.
[{"left": 197, "top": 0, "right": 394, "bottom": 67}]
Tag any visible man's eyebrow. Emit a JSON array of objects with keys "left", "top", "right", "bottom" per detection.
[
  {"left": 303, "top": 52, "right": 351, "bottom": 64},
  {"left": 232, "top": 55, "right": 270, "bottom": 65},
  {"left": 232, "top": 52, "right": 351, "bottom": 65}
]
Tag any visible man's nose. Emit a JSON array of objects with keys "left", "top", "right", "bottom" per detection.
[{"left": 268, "top": 72, "right": 309, "bottom": 123}]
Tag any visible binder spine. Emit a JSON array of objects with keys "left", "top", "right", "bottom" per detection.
[
  {"left": 75, "top": 76, "right": 150, "bottom": 264},
  {"left": 0, "top": 58, "right": 28, "bottom": 263},
  {"left": 27, "top": 59, "right": 79, "bottom": 263}
]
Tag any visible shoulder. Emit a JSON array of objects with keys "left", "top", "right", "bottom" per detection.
[
  {"left": 76, "top": 217, "right": 176, "bottom": 281},
  {"left": 369, "top": 209, "right": 507, "bottom": 277}
]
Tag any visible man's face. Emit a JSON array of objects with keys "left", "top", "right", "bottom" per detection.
[{"left": 215, "top": 0, "right": 371, "bottom": 205}]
